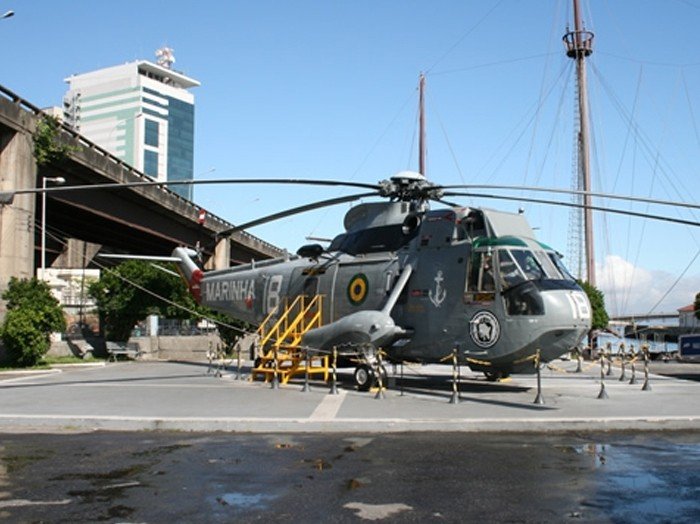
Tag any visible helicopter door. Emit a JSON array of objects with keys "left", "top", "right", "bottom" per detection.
[{"left": 465, "top": 250, "right": 496, "bottom": 304}]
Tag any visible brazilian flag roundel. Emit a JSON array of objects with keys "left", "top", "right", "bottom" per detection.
[{"left": 347, "top": 273, "right": 368, "bottom": 306}]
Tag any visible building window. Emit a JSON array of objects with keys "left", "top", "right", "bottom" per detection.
[
  {"left": 145, "top": 119, "right": 159, "bottom": 147},
  {"left": 144, "top": 150, "right": 158, "bottom": 176}
]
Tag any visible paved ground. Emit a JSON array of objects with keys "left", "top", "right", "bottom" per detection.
[
  {"left": 0, "top": 430, "right": 698, "bottom": 522},
  {"left": 0, "top": 358, "right": 698, "bottom": 433}
]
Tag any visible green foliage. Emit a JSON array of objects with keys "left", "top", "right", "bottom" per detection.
[
  {"left": 33, "top": 115, "right": 78, "bottom": 166},
  {"left": 208, "top": 311, "right": 250, "bottom": 354},
  {"left": 89, "top": 260, "right": 252, "bottom": 347},
  {"left": 88, "top": 260, "right": 198, "bottom": 341},
  {"left": 578, "top": 280, "right": 610, "bottom": 331},
  {"left": 1, "top": 278, "right": 66, "bottom": 367}
]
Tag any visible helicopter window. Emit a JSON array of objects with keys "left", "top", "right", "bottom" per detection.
[
  {"left": 509, "top": 250, "right": 544, "bottom": 281},
  {"left": 498, "top": 250, "right": 528, "bottom": 289},
  {"left": 547, "top": 252, "right": 576, "bottom": 281},
  {"left": 467, "top": 251, "right": 495, "bottom": 293},
  {"left": 502, "top": 281, "right": 545, "bottom": 316},
  {"left": 532, "top": 250, "right": 560, "bottom": 279}
]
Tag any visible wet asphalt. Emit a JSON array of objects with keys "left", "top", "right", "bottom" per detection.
[{"left": 0, "top": 430, "right": 699, "bottom": 523}]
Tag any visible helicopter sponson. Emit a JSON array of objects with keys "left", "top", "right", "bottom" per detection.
[{"left": 301, "top": 310, "right": 412, "bottom": 353}]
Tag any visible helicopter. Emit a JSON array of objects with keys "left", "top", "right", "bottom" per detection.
[{"left": 155, "top": 170, "right": 592, "bottom": 389}]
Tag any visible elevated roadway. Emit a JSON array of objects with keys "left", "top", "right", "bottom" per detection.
[{"left": 0, "top": 84, "right": 283, "bottom": 307}]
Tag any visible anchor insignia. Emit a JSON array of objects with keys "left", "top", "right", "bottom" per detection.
[{"left": 429, "top": 270, "right": 447, "bottom": 307}]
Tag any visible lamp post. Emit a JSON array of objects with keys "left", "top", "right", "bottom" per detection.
[{"left": 41, "top": 176, "right": 65, "bottom": 279}]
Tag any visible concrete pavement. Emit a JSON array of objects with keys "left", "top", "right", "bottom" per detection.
[{"left": 0, "top": 358, "right": 698, "bottom": 433}]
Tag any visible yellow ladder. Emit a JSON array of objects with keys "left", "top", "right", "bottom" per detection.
[{"left": 252, "top": 295, "right": 329, "bottom": 384}]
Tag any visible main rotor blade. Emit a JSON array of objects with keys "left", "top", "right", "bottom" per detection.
[
  {"left": 442, "top": 191, "right": 700, "bottom": 228},
  {"left": 440, "top": 184, "right": 700, "bottom": 211},
  {"left": 219, "top": 191, "right": 378, "bottom": 237},
  {"left": 9, "top": 177, "right": 382, "bottom": 196}
]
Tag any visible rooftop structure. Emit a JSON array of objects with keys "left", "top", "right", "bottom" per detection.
[{"left": 63, "top": 49, "right": 199, "bottom": 200}]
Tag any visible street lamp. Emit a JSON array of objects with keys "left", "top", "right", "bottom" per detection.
[{"left": 41, "top": 176, "right": 65, "bottom": 279}]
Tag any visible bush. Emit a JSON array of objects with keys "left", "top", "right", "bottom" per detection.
[
  {"left": 1, "top": 278, "right": 65, "bottom": 367},
  {"left": 1, "top": 308, "right": 51, "bottom": 367}
]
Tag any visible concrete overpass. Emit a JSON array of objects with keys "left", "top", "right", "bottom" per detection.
[{"left": 0, "top": 84, "right": 283, "bottom": 314}]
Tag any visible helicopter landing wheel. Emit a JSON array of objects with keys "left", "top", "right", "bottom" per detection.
[
  {"left": 354, "top": 364, "right": 388, "bottom": 391},
  {"left": 484, "top": 370, "right": 509, "bottom": 382},
  {"left": 354, "top": 364, "right": 374, "bottom": 392}
]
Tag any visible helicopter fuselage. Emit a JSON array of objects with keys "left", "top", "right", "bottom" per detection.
[{"left": 188, "top": 203, "right": 591, "bottom": 376}]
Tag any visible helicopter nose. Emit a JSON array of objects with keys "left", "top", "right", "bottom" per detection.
[{"left": 543, "top": 290, "right": 591, "bottom": 326}]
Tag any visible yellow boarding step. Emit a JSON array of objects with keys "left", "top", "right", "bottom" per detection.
[{"left": 252, "top": 295, "right": 329, "bottom": 384}]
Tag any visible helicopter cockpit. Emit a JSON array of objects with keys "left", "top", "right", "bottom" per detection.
[{"left": 467, "top": 237, "right": 579, "bottom": 316}]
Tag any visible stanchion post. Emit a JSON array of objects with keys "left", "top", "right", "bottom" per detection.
[
  {"left": 302, "top": 347, "right": 311, "bottom": 392},
  {"left": 271, "top": 345, "right": 280, "bottom": 389},
  {"left": 374, "top": 350, "right": 385, "bottom": 400},
  {"left": 597, "top": 350, "right": 609, "bottom": 399},
  {"left": 605, "top": 342, "right": 613, "bottom": 376},
  {"left": 236, "top": 343, "right": 242, "bottom": 380},
  {"left": 330, "top": 346, "right": 339, "bottom": 395},
  {"left": 642, "top": 343, "right": 652, "bottom": 391},
  {"left": 628, "top": 344, "right": 638, "bottom": 385},
  {"left": 400, "top": 361, "right": 405, "bottom": 397},
  {"left": 533, "top": 349, "right": 545, "bottom": 405},
  {"left": 449, "top": 346, "right": 460, "bottom": 404},
  {"left": 618, "top": 342, "right": 627, "bottom": 381},
  {"left": 206, "top": 340, "right": 213, "bottom": 375},
  {"left": 575, "top": 346, "right": 582, "bottom": 373}
]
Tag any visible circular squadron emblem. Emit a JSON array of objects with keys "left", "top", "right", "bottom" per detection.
[{"left": 469, "top": 311, "right": 500, "bottom": 348}]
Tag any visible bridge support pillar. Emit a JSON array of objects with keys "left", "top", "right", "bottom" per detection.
[
  {"left": 0, "top": 126, "right": 37, "bottom": 319},
  {"left": 210, "top": 237, "right": 230, "bottom": 270}
]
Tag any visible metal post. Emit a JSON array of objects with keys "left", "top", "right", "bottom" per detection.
[
  {"left": 628, "top": 344, "right": 637, "bottom": 385},
  {"left": 449, "top": 346, "right": 460, "bottom": 404},
  {"left": 330, "top": 347, "right": 339, "bottom": 395},
  {"left": 271, "top": 345, "right": 280, "bottom": 389},
  {"left": 575, "top": 346, "right": 582, "bottom": 373},
  {"left": 400, "top": 360, "right": 405, "bottom": 397},
  {"left": 302, "top": 347, "right": 311, "bottom": 393},
  {"left": 533, "top": 349, "right": 545, "bottom": 405},
  {"left": 605, "top": 342, "right": 613, "bottom": 376},
  {"left": 597, "top": 350, "right": 609, "bottom": 399},
  {"left": 236, "top": 343, "right": 242, "bottom": 380},
  {"left": 206, "top": 340, "right": 213, "bottom": 375},
  {"left": 374, "top": 350, "right": 385, "bottom": 400},
  {"left": 618, "top": 343, "right": 627, "bottom": 381},
  {"left": 642, "top": 344, "right": 652, "bottom": 391}
]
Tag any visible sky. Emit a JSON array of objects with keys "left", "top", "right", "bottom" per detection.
[{"left": 3, "top": 0, "right": 700, "bottom": 316}]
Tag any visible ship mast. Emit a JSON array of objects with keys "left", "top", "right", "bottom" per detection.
[
  {"left": 563, "top": 0, "right": 595, "bottom": 286},
  {"left": 418, "top": 73, "right": 427, "bottom": 176}
]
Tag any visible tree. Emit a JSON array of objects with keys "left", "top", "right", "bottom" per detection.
[
  {"left": 88, "top": 260, "right": 198, "bottom": 341},
  {"left": 88, "top": 260, "right": 251, "bottom": 346},
  {"left": 578, "top": 280, "right": 609, "bottom": 331},
  {"left": 1, "top": 277, "right": 66, "bottom": 367}
]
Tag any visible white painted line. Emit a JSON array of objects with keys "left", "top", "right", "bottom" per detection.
[
  {"left": 309, "top": 390, "right": 348, "bottom": 421},
  {"left": 0, "top": 498, "right": 71, "bottom": 508}
]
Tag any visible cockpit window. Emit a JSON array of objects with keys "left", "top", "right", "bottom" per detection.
[
  {"left": 547, "top": 252, "right": 576, "bottom": 281},
  {"left": 495, "top": 248, "right": 569, "bottom": 290}
]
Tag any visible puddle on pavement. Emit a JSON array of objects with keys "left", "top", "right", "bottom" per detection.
[{"left": 215, "top": 492, "right": 276, "bottom": 509}]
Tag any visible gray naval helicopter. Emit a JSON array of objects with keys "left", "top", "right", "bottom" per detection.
[{"left": 168, "top": 170, "right": 591, "bottom": 389}]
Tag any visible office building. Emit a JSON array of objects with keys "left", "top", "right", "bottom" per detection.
[{"left": 63, "top": 48, "right": 199, "bottom": 200}]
